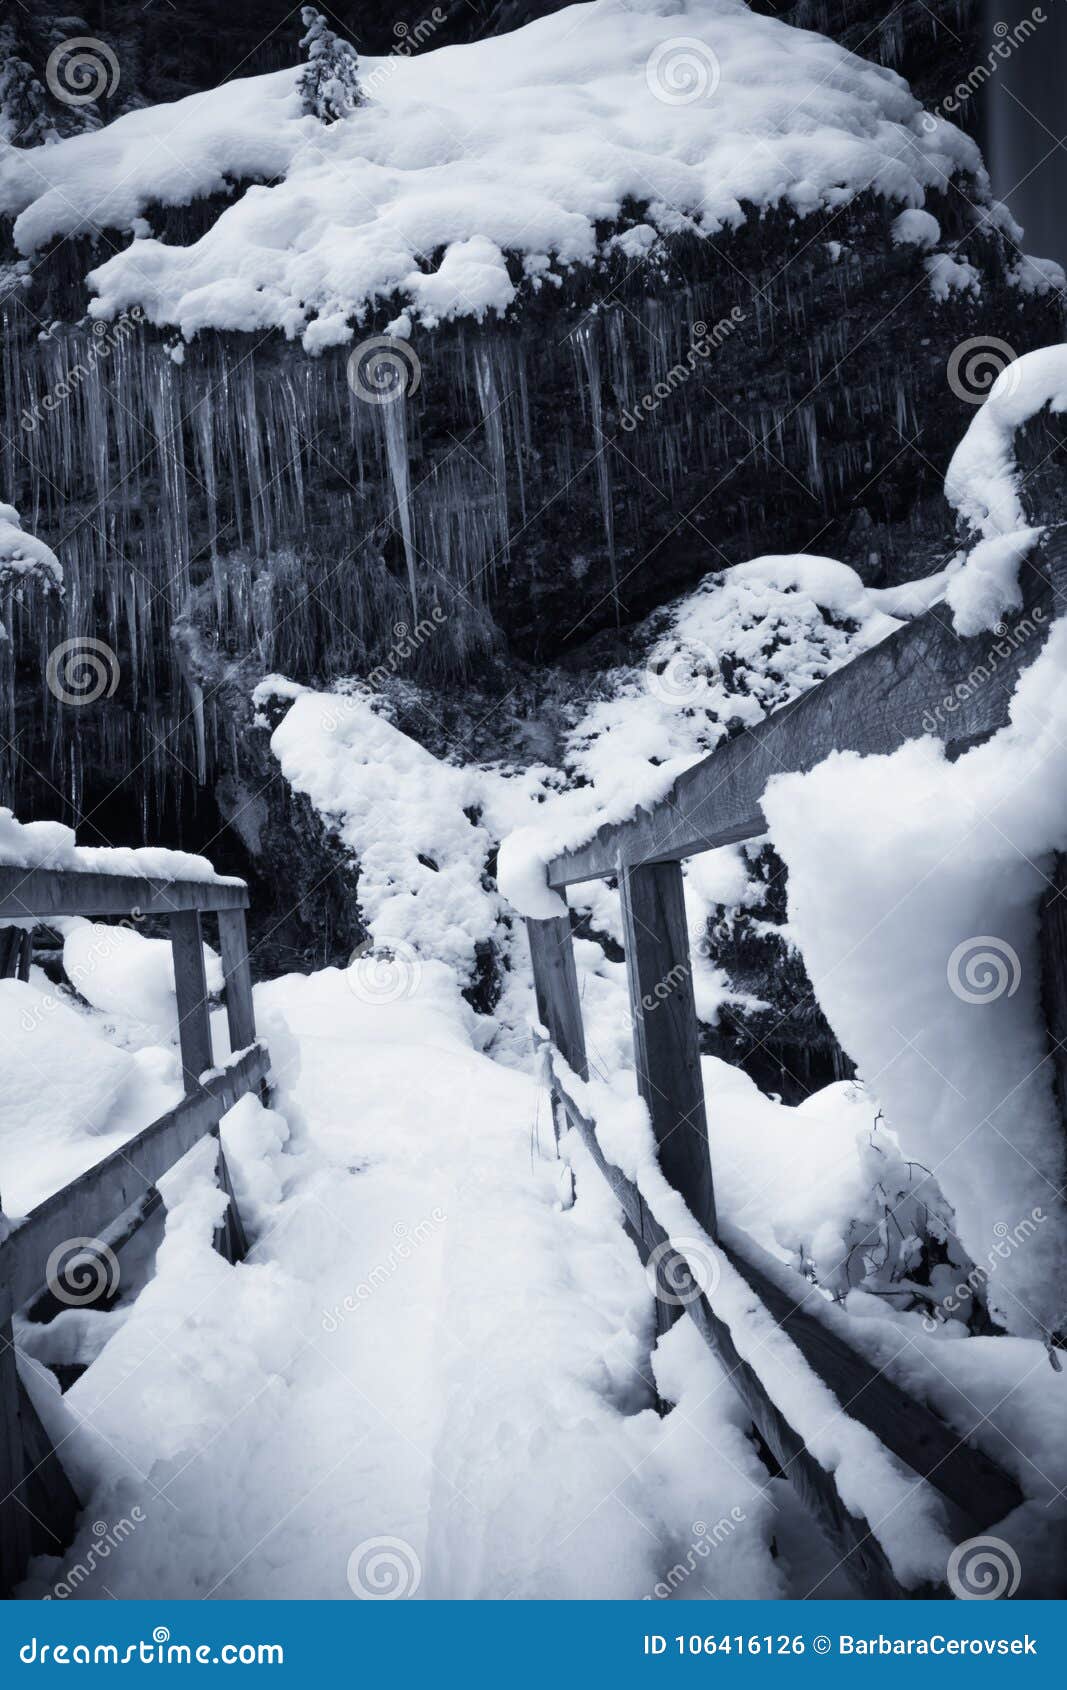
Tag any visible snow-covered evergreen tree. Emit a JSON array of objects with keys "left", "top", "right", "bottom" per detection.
[
  {"left": 0, "top": 25, "right": 55, "bottom": 148},
  {"left": 297, "top": 8, "right": 364, "bottom": 122}
]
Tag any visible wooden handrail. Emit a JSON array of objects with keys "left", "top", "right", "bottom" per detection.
[
  {"left": 547, "top": 531, "right": 1067, "bottom": 888},
  {"left": 518, "top": 543, "right": 1067, "bottom": 1596},
  {"left": 0, "top": 874, "right": 267, "bottom": 1596},
  {"left": 546, "top": 1060, "right": 1022, "bottom": 1556},
  {"left": 0, "top": 865, "right": 248, "bottom": 920},
  {"left": 1, "top": 1043, "right": 269, "bottom": 1314}
]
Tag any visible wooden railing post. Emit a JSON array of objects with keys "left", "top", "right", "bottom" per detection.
[
  {"left": 217, "top": 907, "right": 257, "bottom": 1055},
  {"left": 618, "top": 858, "right": 716, "bottom": 1239},
  {"left": 526, "top": 911, "right": 588, "bottom": 1081},
  {"left": 170, "top": 911, "right": 247, "bottom": 1263}
]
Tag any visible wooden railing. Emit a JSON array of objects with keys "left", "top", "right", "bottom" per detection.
[
  {"left": 522, "top": 531, "right": 1067, "bottom": 1597},
  {"left": 0, "top": 865, "right": 269, "bottom": 1596}
]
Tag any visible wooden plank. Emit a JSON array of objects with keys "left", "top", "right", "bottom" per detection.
[
  {"left": 0, "top": 1045, "right": 268, "bottom": 1311},
  {"left": 217, "top": 907, "right": 258, "bottom": 1055},
  {"left": 0, "top": 1313, "right": 34, "bottom": 1596},
  {"left": 526, "top": 912, "right": 588, "bottom": 1080},
  {"left": 1040, "top": 852, "right": 1067, "bottom": 1153},
  {"left": 548, "top": 1073, "right": 1022, "bottom": 1543},
  {"left": 16, "top": 1375, "right": 80, "bottom": 1559},
  {"left": 22, "top": 1189, "right": 163, "bottom": 1323},
  {"left": 619, "top": 859, "right": 716, "bottom": 1239},
  {"left": 0, "top": 866, "right": 248, "bottom": 921},
  {"left": 171, "top": 909, "right": 214, "bottom": 1093},
  {"left": 212, "top": 1137, "right": 248, "bottom": 1265},
  {"left": 547, "top": 533, "right": 1066, "bottom": 887}
]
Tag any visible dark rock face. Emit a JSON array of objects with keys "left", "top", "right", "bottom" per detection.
[
  {"left": 700, "top": 843, "right": 856, "bottom": 1102},
  {"left": 2, "top": 181, "right": 1061, "bottom": 814}
]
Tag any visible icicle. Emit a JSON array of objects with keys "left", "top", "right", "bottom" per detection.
[{"left": 379, "top": 398, "right": 417, "bottom": 611}]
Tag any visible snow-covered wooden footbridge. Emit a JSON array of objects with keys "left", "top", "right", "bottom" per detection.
[{"left": 2, "top": 533, "right": 1066, "bottom": 1598}]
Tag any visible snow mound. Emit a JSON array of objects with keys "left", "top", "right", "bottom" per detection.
[
  {"left": 0, "top": 978, "right": 182, "bottom": 1214},
  {"left": 0, "top": 0, "right": 983, "bottom": 346},
  {"left": 763, "top": 621, "right": 1067, "bottom": 1340},
  {"left": 60, "top": 916, "right": 224, "bottom": 1047}
]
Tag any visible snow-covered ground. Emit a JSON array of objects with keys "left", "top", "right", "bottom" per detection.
[
  {"left": 5, "top": 521, "right": 1066, "bottom": 1598},
  {"left": 0, "top": 0, "right": 1036, "bottom": 347}
]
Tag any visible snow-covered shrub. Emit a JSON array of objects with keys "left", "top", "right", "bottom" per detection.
[
  {"left": 0, "top": 502, "right": 62, "bottom": 638},
  {"left": 297, "top": 8, "right": 364, "bottom": 122}
]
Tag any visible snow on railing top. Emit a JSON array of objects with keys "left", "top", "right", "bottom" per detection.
[
  {"left": 0, "top": 808, "right": 242, "bottom": 888},
  {"left": 0, "top": 0, "right": 1002, "bottom": 348}
]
